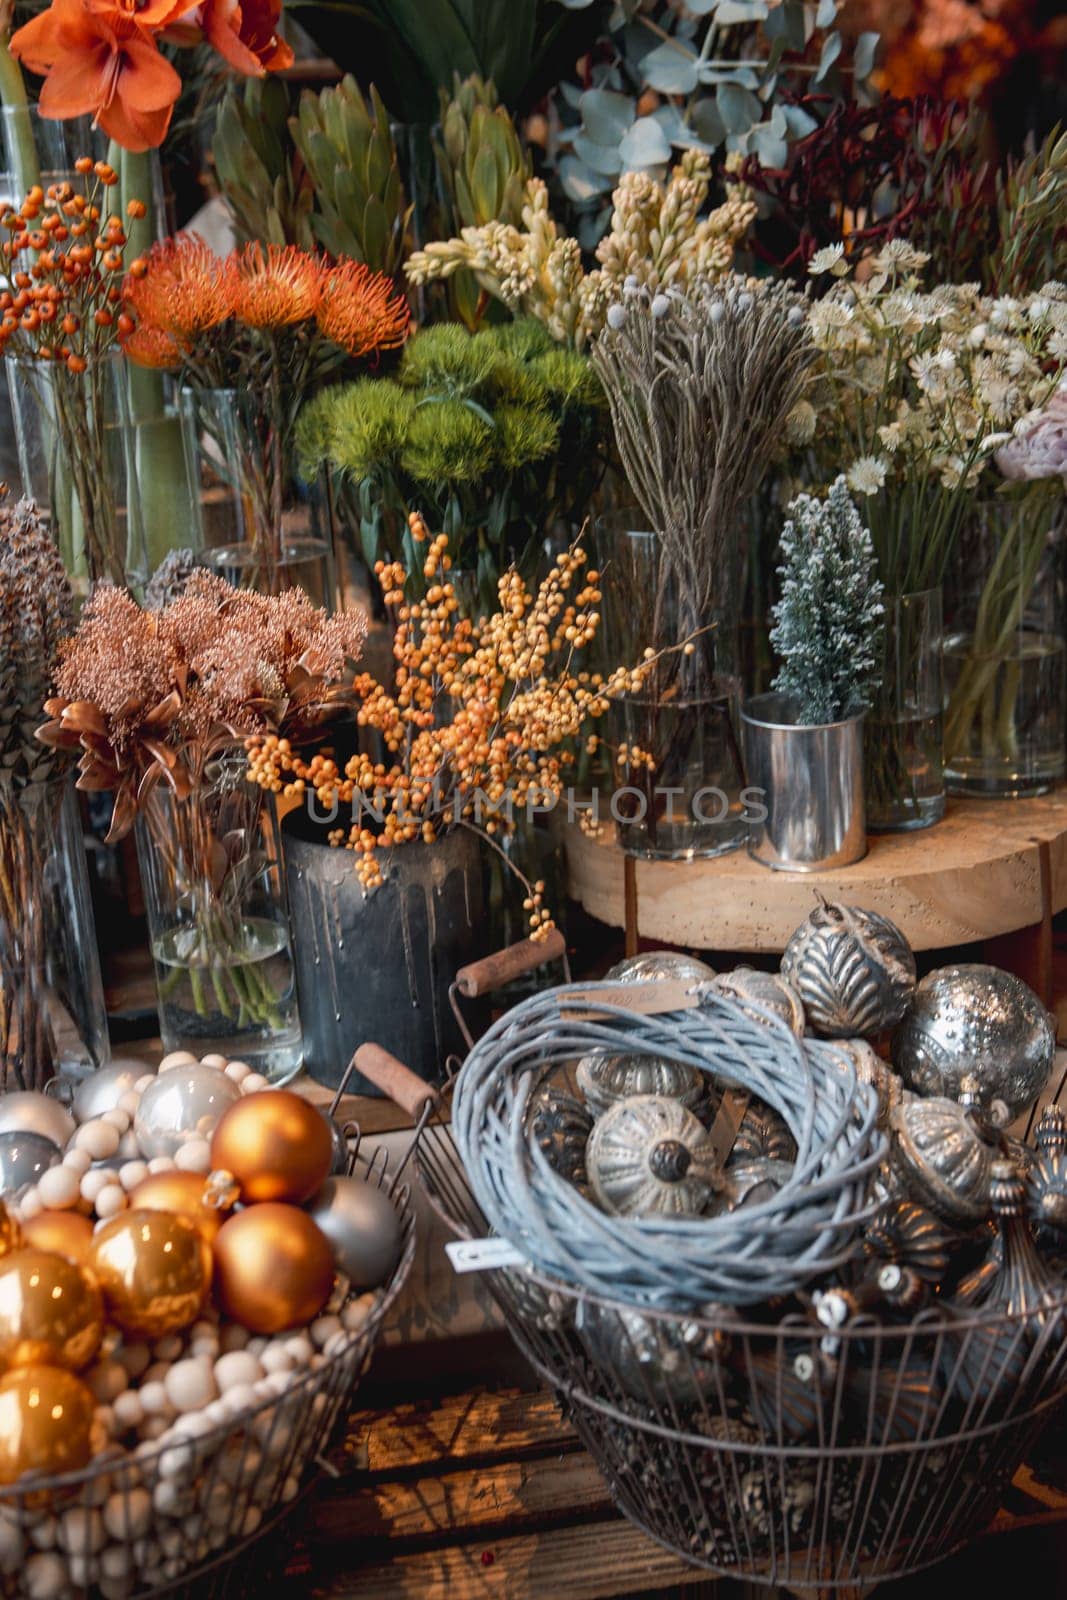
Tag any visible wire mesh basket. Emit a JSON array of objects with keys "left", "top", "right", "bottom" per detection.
[
  {"left": 0, "top": 1120, "right": 416, "bottom": 1600},
  {"left": 355, "top": 942, "right": 1067, "bottom": 1591}
]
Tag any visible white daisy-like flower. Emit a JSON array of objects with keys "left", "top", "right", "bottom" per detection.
[
  {"left": 910, "top": 351, "right": 945, "bottom": 397},
  {"left": 871, "top": 239, "right": 930, "bottom": 275},
  {"left": 808, "top": 243, "right": 849, "bottom": 277},
  {"left": 989, "top": 296, "right": 1021, "bottom": 328},
  {"left": 1029, "top": 297, "right": 1051, "bottom": 324},
  {"left": 846, "top": 456, "right": 888, "bottom": 496},
  {"left": 808, "top": 298, "right": 856, "bottom": 340},
  {"left": 878, "top": 421, "right": 906, "bottom": 454}
]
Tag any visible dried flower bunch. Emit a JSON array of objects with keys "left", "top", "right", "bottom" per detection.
[
  {"left": 406, "top": 151, "right": 756, "bottom": 349},
  {"left": 592, "top": 275, "right": 814, "bottom": 670},
  {"left": 996, "top": 384, "right": 1067, "bottom": 484},
  {"left": 39, "top": 575, "right": 368, "bottom": 842},
  {"left": 769, "top": 478, "right": 885, "bottom": 726},
  {"left": 807, "top": 242, "right": 1067, "bottom": 590},
  {"left": 247, "top": 513, "right": 664, "bottom": 936},
  {"left": 296, "top": 318, "right": 605, "bottom": 603},
  {"left": 121, "top": 234, "right": 410, "bottom": 373},
  {"left": 10, "top": 0, "right": 291, "bottom": 152}
]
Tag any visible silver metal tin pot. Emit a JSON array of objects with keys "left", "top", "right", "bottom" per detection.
[{"left": 741, "top": 692, "right": 866, "bottom": 872}]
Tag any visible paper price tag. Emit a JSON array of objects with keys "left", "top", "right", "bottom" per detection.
[
  {"left": 557, "top": 980, "right": 703, "bottom": 1020},
  {"left": 446, "top": 1238, "right": 526, "bottom": 1273}
]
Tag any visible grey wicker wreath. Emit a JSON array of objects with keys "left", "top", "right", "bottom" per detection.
[{"left": 452, "top": 984, "right": 885, "bottom": 1309}]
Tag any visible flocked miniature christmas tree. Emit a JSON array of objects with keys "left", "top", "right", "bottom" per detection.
[{"left": 769, "top": 476, "right": 884, "bottom": 726}]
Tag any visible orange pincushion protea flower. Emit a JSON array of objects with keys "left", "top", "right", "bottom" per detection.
[
  {"left": 122, "top": 323, "right": 181, "bottom": 369},
  {"left": 316, "top": 259, "right": 411, "bottom": 358},
  {"left": 123, "top": 234, "right": 232, "bottom": 344},
  {"left": 231, "top": 244, "right": 323, "bottom": 329}
]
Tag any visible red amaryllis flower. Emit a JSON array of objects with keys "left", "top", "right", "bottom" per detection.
[
  {"left": 197, "top": 0, "right": 292, "bottom": 74},
  {"left": 10, "top": 0, "right": 186, "bottom": 153}
]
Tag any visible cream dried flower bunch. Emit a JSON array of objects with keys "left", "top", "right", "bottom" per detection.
[
  {"left": 246, "top": 513, "right": 668, "bottom": 938},
  {"left": 807, "top": 240, "right": 1067, "bottom": 592},
  {"left": 405, "top": 151, "right": 756, "bottom": 350}
]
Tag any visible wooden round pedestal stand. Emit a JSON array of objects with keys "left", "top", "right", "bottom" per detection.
[{"left": 562, "top": 788, "right": 1067, "bottom": 1007}]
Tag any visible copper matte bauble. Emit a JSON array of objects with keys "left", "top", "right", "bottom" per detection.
[
  {"left": 0, "top": 1365, "right": 94, "bottom": 1485},
  {"left": 209, "top": 1091, "right": 334, "bottom": 1204},
  {"left": 20, "top": 1210, "right": 93, "bottom": 1265},
  {"left": 129, "top": 1170, "right": 230, "bottom": 1242},
  {"left": 213, "top": 1203, "right": 335, "bottom": 1333},
  {"left": 0, "top": 1248, "right": 103, "bottom": 1371},
  {"left": 89, "top": 1210, "right": 211, "bottom": 1338}
]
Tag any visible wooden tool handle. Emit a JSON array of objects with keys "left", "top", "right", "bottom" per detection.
[
  {"left": 352, "top": 1044, "right": 440, "bottom": 1119},
  {"left": 455, "top": 928, "right": 566, "bottom": 999}
]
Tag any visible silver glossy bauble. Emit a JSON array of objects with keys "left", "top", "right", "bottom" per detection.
[
  {"left": 0, "top": 1091, "right": 76, "bottom": 1148},
  {"left": 0, "top": 1130, "right": 62, "bottom": 1193},
  {"left": 781, "top": 902, "right": 916, "bottom": 1039},
  {"left": 575, "top": 1298, "right": 729, "bottom": 1407},
  {"left": 892, "top": 964, "right": 1054, "bottom": 1119},
  {"left": 889, "top": 1092, "right": 998, "bottom": 1227},
  {"left": 133, "top": 1065, "right": 242, "bottom": 1158},
  {"left": 586, "top": 1095, "right": 722, "bottom": 1217},
  {"left": 724, "top": 1158, "right": 793, "bottom": 1211},
  {"left": 72, "top": 1060, "right": 154, "bottom": 1124},
  {"left": 576, "top": 1052, "right": 704, "bottom": 1115},
  {"left": 819, "top": 1038, "right": 905, "bottom": 1129},
  {"left": 499, "top": 1262, "right": 573, "bottom": 1332},
  {"left": 605, "top": 951, "right": 716, "bottom": 985},
  {"left": 306, "top": 1175, "right": 403, "bottom": 1288},
  {"left": 702, "top": 968, "right": 805, "bottom": 1036}
]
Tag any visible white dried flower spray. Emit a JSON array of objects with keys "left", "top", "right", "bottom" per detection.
[{"left": 770, "top": 477, "right": 884, "bottom": 726}]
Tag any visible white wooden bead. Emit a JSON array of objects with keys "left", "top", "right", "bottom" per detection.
[
  {"left": 152, "top": 1480, "right": 194, "bottom": 1518},
  {"left": 93, "top": 1404, "right": 116, "bottom": 1439},
  {"left": 61, "top": 1146, "right": 92, "bottom": 1175},
  {"left": 202, "top": 1399, "right": 228, "bottom": 1428},
  {"left": 241, "top": 1073, "right": 268, "bottom": 1095},
  {"left": 95, "top": 1184, "right": 127, "bottom": 1220},
  {"left": 112, "top": 1390, "right": 144, "bottom": 1433},
  {"left": 223, "top": 1061, "right": 251, "bottom": 1084},
  {"left": 29, "top": 1518, "right": 57, "bottom": 1550},
  {"left": 117, "top": 1089, "right": 143, "bottom": 1118},
  {"left": 18, "top": 1189, "right": 42, "bottom": 1220},
  {"left": 282, "top": 1475, "right": 299, "bottom": 1503},
  {"left": 242, "top": 1507, "right": 262, "bottom": 1537},
  {"left": 199, "top": 1054, "right": 228, "bottom": 1070},
  {"left": 138, "top": 1381, "right": 172, "bottom": 1418},
  {"left": 189, "top": 1319, "right": 217, "bottom": 1342},
  {"left": 116, "top": 1129, "right": 140, "bottom": 1160},
  {"left": 67, "top": 1555, "right": 101, "bottom": 1589},
  {"left": 100, "top": 1543, "right": 132, "bottom": 1579},
  {"left": 153, "top": 1334, "right": 184, "bottom": 1363},
  {"left": 159, "top": 1051, "right": 198, "bottom": 1073},
  {"left": 115, "top": 1342, "right": 151, "bottom": 1378},
  {"left": 218, "top": 1444, "right": 261, "bottom": 1486},
  {"left": 260, "top": 1342, "right": 296, "bottom": 1375},
  {"left": 221, "top": 1382, "right": 259, "bottom": 1418},
  {"left": 164, "top": 1358, "right": 217, "bottom": 1414},
  {"left": 74, "top": 1120, "right": 120, "bottom": 1160},
  {"left": 214, "top": 1351, "right": 264, "bottom": 1392},
  {"left": 80, "top": 1169, "right": 110, "bottom": 1204},
  {"left": 189, "top": 1337, "right": 218, "bottom": 1362},
  {"left": 219, "top": 1323, "right": 249, "bottom": 1353},
  {"left": 134, "top": 1075, "right": 156, "bottom": 1094},
  {"left": 174, "top": 1139, "right": 211, "bottom": 1173},
  {"left": 101, "top": 1108, "right": 130, "bottom": 1134},
  {"left": 139, "top": 1415, "right": 169, "bottom": 1441},
  {"left": 0, "top": 1515, "right": 23, "bottom": 1572},
  {"left": 284, "top": 1335, "right": 314, "bottom": 1367},
  {"left": 245, "top": 1337, "right": 267, "bottom": 1356},
  {"left": 310, "top": 1314, "right": 343, "bottom": 1349},
  {"left": 141, "top": 1362, "right": 171, "bottom": 1387},
  {"left": 37, "top": 1166, "right": 81, "bottom": 1210},
  {"left": 146, "top": 1156, "right": 175, "bottom": 1174},
  {"left": 58, "top": 1508, "right": 106, "bottom": 1555},
  {"left": 86, "top": 1362, "right": 128, "bottom": 1405},
  {"left": 342, "top": 1296, "right": 375, "bottom": 1333},
  {"left": 261, "top": 1370, "right": 294, "bottom": 1398},
  {"left": 103, "top": 1487, "right": 151, "bottom": 1543},
  {"left": 118, "top": 1160, "right": 148, "bottom": 1192},
  {"left": 24, "top": 1552, "right": 67, "bottom": 1600}
]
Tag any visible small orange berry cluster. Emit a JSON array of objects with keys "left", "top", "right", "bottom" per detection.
[{"left": 0, "top": 159, "right": 145, "bottom": 375}]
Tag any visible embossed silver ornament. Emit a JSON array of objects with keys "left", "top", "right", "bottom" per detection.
[
  {"left": 575, "top": 1298, "right": 729, "bottom": 1406},
  {"left": 728, "top": 1103, "right": 796, "bottom": 1166},
  {"left": 781, "top": 902, "right": 916, "bottom": 1038},
  {"left": 586, "top": 1095, "right": 723, "bottom": 1217},
  {"left": 606, "top": 951, "right": 716, "bottom": 985},
  {"left": 1025, "top": 1106, "right": 1067, "bottom": 1236},
  {"left": 892, "top": 964, "right": 1054, "bottom": 1119},
  {"left": 701, "top": 967, "right": 805, "bottom": 1035},
  {"left": 820, "top": 1037, "right": 905, "bottom": 1129},
  {"left": 527, "top": 1087, "right": 593, "bottom": 1192},
  {"left": 576, "top": 1052, "right": 704, "bottom": 1115},
  {"left": 889, "top": 1091, "right": 998, "bottom": 1227}
]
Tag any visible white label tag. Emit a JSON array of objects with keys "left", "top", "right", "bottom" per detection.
[
  {"left": 446, "top": 1237, "right": 526, "bottom": 1273},
  {"left": 558, "top": 980, "right": 701, "bottom": 1020}
]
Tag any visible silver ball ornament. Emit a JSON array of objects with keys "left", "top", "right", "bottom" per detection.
[
  {"left": 306, "top": 1176, "right": 403, "bottom": 1288},
  {"left": 0, "top": 1130, "right": 62, "bottom": 1193},
  {"left": 781, "top": 902, "right": 916, "bottom": 1038},
  {"left": 605, "top": 951, "right": 716, "bottom": 985},
  {"left": 134, "top": 1066, "right": 242, "bottom": 1159},
  {"left": 0, "top": 1091, "right": 75, "bottom": 1148},
  {"left": 703, "top": 967, "right": 805, "bottom": 1035},
  {"left": 892, "top": 964, "right": 1054, "bottom": 1119},
  {"left": 72, "top": 1061, "right": 153, "bottom": 1124}
]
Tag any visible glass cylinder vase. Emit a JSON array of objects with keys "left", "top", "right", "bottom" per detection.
[
  {"left": 7, "top": 354, "right": 149, "bottom": 591},
  {"left": 864, "top": 588, "right": 945, "bottom": 832},
  {"left": 0, "top": 779, "right": 109, "bottom": 1091},
  {"left": 596, "top": 516, "right": 746, "bottom": 861},
  {"left": 135, "top": 762, "right": 302, "bottom": 1084},
  {"left": 944, "top": 490, "right": 1066, "bottom": 798},
  {"left": 180, "top": 385, "right": 337, "bottom": 608}
]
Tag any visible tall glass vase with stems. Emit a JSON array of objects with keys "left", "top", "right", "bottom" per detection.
[
  {"left": 596, "top": 514, "right": 746, "bottom": 861},
  {"left": 944, "top": 486, "right": 1066, "bottom": 797},
  {"left": 864, "top": 587, "right": 945, "bottom": 831},
  {"left": 0, "top": 778, "right": 109, "bottom": 1090},
  {"left": 135, "top": 756, "right": 303, "bottom": 1084},
  {"left": 180, "top": 385, "right": 338, "bottom": 608}
]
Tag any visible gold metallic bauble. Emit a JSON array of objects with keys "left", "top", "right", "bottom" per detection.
[
  {"left": 213, "top": 1203, "right": 334, "bottom": 1334},
  {"left": 0, "top": 1364, "right": 94, "bottom": 1485},
  {"left": 0, "top": 1248, "right": 103, "bottom": 1371},
  {"left": 0, "top": 1204, "right": 20, "bottom": 1260},
  {"left": 88, "top": 1210, "right": 211, "bottom": 1339},
  {"left": 20, "top": 1211, "right": 94, "bottom": 1265},
  {"left": 129, "top": 1171, "right": 230, "bottom": 1243},
  {"left": 209, "top": 1091, "right": 333, "bottom": 1205}
]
